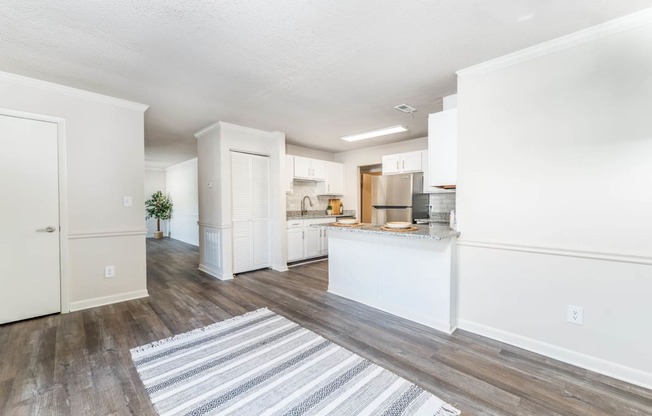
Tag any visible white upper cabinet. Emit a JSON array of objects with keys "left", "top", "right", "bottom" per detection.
[
  {"left": 311, "top": 159, "right": 326, "bottom": 180},
  {"left": 293, "top": 156, "right": 311, "bottom": 178},
  {"left": 428, "top": 108, "right": 457, "bottom": 188},
  {"left": 422, "top": 150, "right": 454, "bottom": 194},
  {"left": 382, "top": 154, "right": 401, "bottom": 174},
  {"left": 317, "top": 161, "right": 345, "bottom": 195},
  {"left": 400, "top": 151, "right": 423, "bottom": 172},
  {"left": 382, "top": 151, "right": 423, "bottom": 175},
  {"left": 293, "top": 156, "right": 325, "bottom": 181}
]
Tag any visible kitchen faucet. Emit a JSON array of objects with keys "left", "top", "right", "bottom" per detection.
[{"left": 301, "top": 196, "right": 313, "bottom": 215}]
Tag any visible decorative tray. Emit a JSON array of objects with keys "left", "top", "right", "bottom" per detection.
[
  {"left": 380, "top": 225, "right": 418, "bottom": 232},
  {"left": 330, "top": 222, "right": 364, "bottom": 227}
]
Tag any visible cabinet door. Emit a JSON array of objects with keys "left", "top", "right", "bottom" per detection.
[
  {"left": 293, "top": 156, "right": 312, "bottom": 179},
  {"left": 287, "top": 228, "right": 304, "bottom": 261},
  {"left": 324, "top": 162, "right": 345, "bottom": 194},
  {"left": 311, "top": 159, "right": 326, "bottom": 181},
  {"left": 382, "top": 154, "right": 400, "bottom": 175},
  {"left": 303, "top": 227, "right": 321, "bottom": 258},
  {"left": 400, "top": 151, "right": 423, "bottom": 173},
  {"left": 428, "top": 109, "right": 457, "bottom": 187}
]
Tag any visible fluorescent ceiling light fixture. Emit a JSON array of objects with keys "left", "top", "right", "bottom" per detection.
[{"left": 341, "top": 125, "right": 409, "bottom": 142}]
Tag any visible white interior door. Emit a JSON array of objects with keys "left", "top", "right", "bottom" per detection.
[
  {"left": 231, "top": 151, "right": 270, "bottom": 274},
  {"left": 250, "top": 155, "right": 270, "bottom": 269},
  {"left": 231, "top": 151, "right": 253, "bottom": 274},
  {"left": 0, "top": 114, "right": 60, "bottom": 324}
]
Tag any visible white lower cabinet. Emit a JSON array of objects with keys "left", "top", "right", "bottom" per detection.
[
  {"left": 304, "top": 227, "right": 321, "bottom": 258},
  {"left": 287, "top": 218, "right": 334, "bottom": 262},
  {"left": 287, "top": 227, "right": 303, "bottom": 262}
]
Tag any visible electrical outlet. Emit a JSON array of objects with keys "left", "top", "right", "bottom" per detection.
[
  {"left": 567, "top": 305, "right": 583, "bottom": 325},
  {"left": 104, "top": 265, "right": 115, "bottom": 278}
]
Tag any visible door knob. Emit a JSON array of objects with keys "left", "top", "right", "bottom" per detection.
[{"left": 36, "top": 226, "right": 56, "bottom": 233}]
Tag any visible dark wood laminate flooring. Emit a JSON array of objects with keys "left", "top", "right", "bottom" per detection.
[{"left": 1, "top": 238, "right": 650, "bottom": 415}]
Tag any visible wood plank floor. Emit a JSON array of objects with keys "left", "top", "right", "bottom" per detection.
[{"left": 1, "top": 238, "right": 650, "bottom": 415}]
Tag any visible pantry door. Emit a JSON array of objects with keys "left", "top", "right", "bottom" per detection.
[
  {"left": 0, "top": 113, "right": 61, "bottom": 324},
  {"left": 231, "top": 151, "right": 270, "bottom": 274}
]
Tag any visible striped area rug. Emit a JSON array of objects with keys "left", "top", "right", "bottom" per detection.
[{"left": 130, "top": 308, "right": 461, "bottom": 416}]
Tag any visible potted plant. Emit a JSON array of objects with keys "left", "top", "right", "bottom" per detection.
[
  {"left": 326, "top": 205, "right": 333, "bottom": 215},
  {"left": 145, "top": 191, "right": 173, "bottom": 239}
]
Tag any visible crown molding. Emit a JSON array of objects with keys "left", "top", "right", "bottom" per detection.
[
  {"left": 194, "top": 121, "right": 221, "bottom": 138},
  {"left": 144, "top": 159, "right": 170, "bottom": 170},
  {"left": 194, "top": 121, "right": 284, "bottom": 139},
  {"left": 0, "top": 70, "right": 149, "bottom": 112},
  {"left": 166, "top": 157, "right": 198, "bottom": 170},
  {"left": 457, "top": 7, "right": 652, "bottom": 79}
]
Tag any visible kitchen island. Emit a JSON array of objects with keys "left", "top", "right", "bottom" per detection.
[{"left": 321, "top": 223, "right": 459, "bottom": 333}]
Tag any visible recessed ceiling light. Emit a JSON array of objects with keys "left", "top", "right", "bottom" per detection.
[
  {"left": 340, "top": 125, "right": 409, "bottom": 142},
  {"left": 394, "top": 104, "right": 417, "bottom": 114}
]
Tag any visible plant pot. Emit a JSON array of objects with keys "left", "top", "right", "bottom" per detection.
[{"left": 154, "top": 231, "right": 164, "bottom": 239}]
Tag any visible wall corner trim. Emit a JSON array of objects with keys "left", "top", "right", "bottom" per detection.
[
  {"left": 456, "top": 8, "right": 652, "bottom": 79},
  {"left": 0, "top": 70, "right": 149, "bottom": 111},
  {"left": 69, "top": 289, "right": 149, "bottom": 312},
  {"left": 457, "top": 319, "right": 652, "bottom": 390}
]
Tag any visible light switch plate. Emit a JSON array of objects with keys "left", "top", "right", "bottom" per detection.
[{"left": 123, "top": 196, "right": 133, "bottom": 207}]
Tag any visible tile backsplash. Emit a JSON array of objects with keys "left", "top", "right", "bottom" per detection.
[
  {"left": 287, "top": 181, "right": 331, "bottom": 211},
  {"left": 429, "top": 193, "right": 456, "bottom": 218}
]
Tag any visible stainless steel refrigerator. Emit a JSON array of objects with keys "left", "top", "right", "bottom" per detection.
[{"left": 371, "top": 173, "right": 429, "bottom": 225}]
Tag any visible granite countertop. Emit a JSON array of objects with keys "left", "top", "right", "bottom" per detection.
[
  {"left": 320, "top": 223, "right": 460, "bottom": 240},
  {"left": 287, "top": 210, "right": 356, "bottom": 220}
]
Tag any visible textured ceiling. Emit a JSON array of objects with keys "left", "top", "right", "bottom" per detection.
[{"left": 1, "top": 1, "right": 650, "bottom": 166}]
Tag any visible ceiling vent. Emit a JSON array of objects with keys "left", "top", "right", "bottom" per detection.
[{"left": 394, "top": 104, "right": 417, "bottom": 114}]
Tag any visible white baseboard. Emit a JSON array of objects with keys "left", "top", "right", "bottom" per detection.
[
  {"left": 329, "top": 286, "right": 455, "bottom": 335},
  {"left": 458, "top": 319, "right": 652, "bottom": 390},
  {"left": 69, "top": 289, "right": 149, "bottom": 312},
  {"left": 198, "top": 263, "right": 233, "bottom": 280}
]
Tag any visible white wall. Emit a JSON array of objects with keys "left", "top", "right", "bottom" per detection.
[
  {"left": 334, "top": 137, "right": 428, "bottom": 219},
  {"left": 166, "top": 158, "right": 199, "bottom": 246},
  {"left": 456, "top": 14, "right": 652, "bottom": 388},
  {"left": 196, "top": 122, "right": 286, "bottom": 279},
  {"left": 286, "top": 144, "right": 335, "bottom": 161},
  {"left": 0, "top": 71, "right": 148, "bottom": 311},
  {"left": 144, "top": 168, "right": 168, "bottom": 237}
]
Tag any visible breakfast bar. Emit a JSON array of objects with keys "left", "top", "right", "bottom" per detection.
[{"left": 321, "top": 223, "right": 460, "bottom": 333}]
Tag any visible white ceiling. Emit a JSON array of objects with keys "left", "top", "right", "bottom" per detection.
[{"left": 1, "top": 1, "right": 650, "bottom": 166}]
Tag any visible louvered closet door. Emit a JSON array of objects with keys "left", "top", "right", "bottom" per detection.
[
  {"left": 251, "top": 155, "right": 270, "bottom": 269},
  {"left": 231, "top": 151, "right": 270, "bottom": 274}
]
